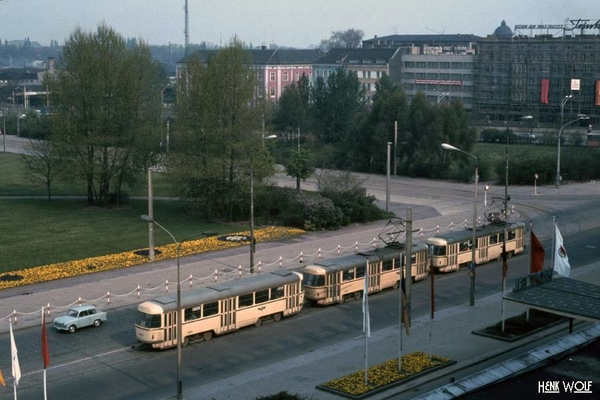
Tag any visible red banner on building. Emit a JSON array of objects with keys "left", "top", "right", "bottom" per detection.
[
  {"left": 540, "top": 79, "right": 550, "bottom": 104},
  {"left": 595, "top": 81, "right": 600, "bottom": 106}
]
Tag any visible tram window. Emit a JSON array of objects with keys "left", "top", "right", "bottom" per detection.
[
  {"left": 203, "top": 302, "right": 218, "bottom": 317},
  {"left": 382, "top": 259, "right": 394, "bottom": 271},
  {"left": 490, "top": 235, "right": 497, "bottom": 244},
  {"left": 271, "top": 286, "right": 284, "bottom": 299},
  {"left": 499, "top": 232, "right": 505, "bottom": 242},
  {"left": 185, "top": 306, "right": 201, "bottom": 321},
  {"left": 303, "top": 274, "right": 324, "bottom": 287},
  {"left": 239, "top": 293, "right": 253, "bottom": 307},
  {"left": 431, "top": 245, "right": 446, "bottom": 256},
  {"left": 508, "top": 231, "right": 516, "bottom": 240},
  {"left": 136, "top": 311, "right": 162, "bottom": 328},
  {"left": 410, "top": 254, "right": 416, "bottom": 264},
  {"left": 255, "top": 289, "right": 269, "bottom": 304},
  {"left": 459, "top": 241, "right": 470, "bottom": 252},
  {"left": 356, "top": 265, "right": 366, "bottom": 278},
  {"left": 343, "top": 269, "right": 355, "bottom": 281}
]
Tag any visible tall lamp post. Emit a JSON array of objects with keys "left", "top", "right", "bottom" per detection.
[
  {"left": 140, "top": 215, "right": 206, "bottom": 400},
  {"left": 151, "top": 83, "right": 171, "bottom": 152},
  {"left": 13, "top": 87, "right": 25, "bottom": 137},
  {"left": 437, "top": 92, "right": 449, "bottom": 104},
  {"left": 442, "top": 143, "right": 478, "bottom": 306},
  {"left": 555, "top": 116, "right": 589, "bottom": 188},
  {"left": 250, "top": 134, "right": 277, "bottom": 273}
]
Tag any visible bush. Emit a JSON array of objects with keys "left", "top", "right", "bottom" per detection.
[
  {"left": 255, "top": 391, "right": 314, "bottom": 400},
  {"left": 301, "top": 195, "right": 344, "bottom": 231}
]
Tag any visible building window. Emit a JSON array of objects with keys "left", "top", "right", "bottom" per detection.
[
  {"left": 283, "top": 71, "right": 289, "bottom": 81},
  {"left": 270, "top": 72, "right": 275, "bottom": 81},
  {"left": 269, "top": 86, "right": 276, "bottom": 97}
]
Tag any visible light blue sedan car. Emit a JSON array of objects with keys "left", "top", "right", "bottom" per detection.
[{"left": 53, "top": 305, "right": 107, "bottom": 333}]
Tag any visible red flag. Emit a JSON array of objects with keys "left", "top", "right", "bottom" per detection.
[
  {"left": 42, "top": 312, "right": 50, "bottom": 369},
  {"left": 540, "top": 79, "right": 550, "bottom": 104},
  {"left": 401, "top": 265, "right": 410, "bottom": 335},
  {"left": 530, "top": 231, "right": 545, "bottom": 273},
  {"left": 595, "top": 81, "right": 600, "bottom": 106},
  {"left": 0, "top": 367, "right": 5, "bottom": 387}
]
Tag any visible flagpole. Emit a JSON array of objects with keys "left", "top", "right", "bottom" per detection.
[
  {"left": 527, "top": 222, "right": 533, "bottom": 322},
  {"left": 398, "top": 249, "right": 403, "bottom": 372},
  {"left": 428, "top": 257, "right": 434, "bottom": 360},
  {"left": 551, "top": 216, "right": 556, "bottom": 270},
  {"left": 42, "top": 308, "right": 48, "bottom": 400},
  {"left": 363, "top": 258, "right": 369, "bottom": 385}
]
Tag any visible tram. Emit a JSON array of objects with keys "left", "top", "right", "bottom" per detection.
[
  {"left": 302, "top": 244, "right": 429, "bottom": 306},
  {"left": 135, "top": 270, "right": 304, "bottom": 349},
  {"left": 427, "top": 222, "right": 526, "bottom": 272}
]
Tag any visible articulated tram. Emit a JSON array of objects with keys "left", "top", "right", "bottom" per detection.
[
  {"left": 135, "top": 270, "right": 304, "bottom": 349},
  {"left": 427, "top": 222, "right": 526, "bottom": 272},
  {"left": 302, "top": 244, "right": 429, "bottom": 306}
]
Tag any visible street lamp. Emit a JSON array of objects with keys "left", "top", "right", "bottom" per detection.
[
  {"left": 140, "top": 215, "right": 206, "bottom": 400},
  {"left": 442, "top": 143, "right": 478, "bottom": 306},
  {"left": 151, "top": 83, "right": 171, "bottom": 152},
  {"left": 437, "top": 92, "right": 449, "bottom": 104},
  {"left": 250, "top": 134, "right": 277, "bottom": 273},
  {"left": 555, "top": 116, "right": 589, "bottom": 188},
  {"left": 13, "top": 87, "right": 25, "bottom": 137},
  {"left": 560, "top": 95, "right": 573, "bottom": 127}
]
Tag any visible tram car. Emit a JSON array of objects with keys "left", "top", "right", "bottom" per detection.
[
  {"left": 427, "top": 222, "right": 526, "bottom": 272},
  {"left": 302, "top": 244, "right": 429, "bottom": 306},
  {"left": 135, "top": 270, "right": 304, "bottom": 349}
]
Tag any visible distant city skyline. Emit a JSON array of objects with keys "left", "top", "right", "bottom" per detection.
[{"left": 0, "top": 0, "right": 597, "bottom": 48}]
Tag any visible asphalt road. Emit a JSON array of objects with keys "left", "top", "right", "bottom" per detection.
[{"left": 2, "top": 228, "right": 599, "bottom": 400}]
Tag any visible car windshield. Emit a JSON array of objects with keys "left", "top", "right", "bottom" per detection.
[{"left": 67, "top": 309, "right": 79, "bottom": 317}]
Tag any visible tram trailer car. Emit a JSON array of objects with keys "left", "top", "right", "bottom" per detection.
[
  {"left": 427, "top": 222, "right": 525, "bottom": 273},
  {"left": 302, "top": 244, "right": 428, "bottom": 306},
  {"left": 135, "top": 270, "right": 304, "bottom": 349}
]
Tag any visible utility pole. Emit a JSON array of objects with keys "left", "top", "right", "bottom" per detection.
[{"left": 184, "top": 0, "right": 189, "bottom": 56}]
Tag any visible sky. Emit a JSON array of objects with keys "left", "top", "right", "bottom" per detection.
[{"left": 0, "top": 0, "right": 597, "bottom": 49}]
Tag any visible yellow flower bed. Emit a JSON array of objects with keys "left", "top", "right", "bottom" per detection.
[
  {"left": 320, "top": 352, "right": 452, "bottom": 397},
  {"left": 0, "top": 226, "right": 305, "bottom": 290}
]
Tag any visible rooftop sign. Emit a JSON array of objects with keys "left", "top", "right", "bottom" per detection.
[{"left": 515, "top": 19, "right": 600, "bottom": 31}]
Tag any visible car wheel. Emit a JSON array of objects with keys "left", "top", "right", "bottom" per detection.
[
  {"left": 68, "top": 325, "right": 76, "bottom": 333},
  {"left": 93, "top": 319, "right": 102, "bottom": 327}
]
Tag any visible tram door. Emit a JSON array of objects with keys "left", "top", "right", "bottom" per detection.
[
  {"left": 369, "top": 262, "right": 380, "bottom": 292},
  {"left": 448, "top": 243, "right": 458, "bottom": 270},
  {"left": 286, "top": 282, "right": 301, "bottom": 313},
  {"left": 220, "top": 298, "right": 236, "bottom": 332},
  {"left": 327, "top": 273, "right": 341, "bottom": 303},
  {"left": 163, "top": 311, "right": 177, "bottom": 348}
]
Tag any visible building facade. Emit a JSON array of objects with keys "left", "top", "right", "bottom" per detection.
[{"left": 474, "top": 20, "right": 600, "bottom": 126}]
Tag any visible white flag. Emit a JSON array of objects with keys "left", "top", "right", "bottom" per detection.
[
  {"left": 362, "top": 265, "right": 370, "bottom": 338},
  {"left": 553, "top": 225, "right": 570, "bottom": 277},
  {"left": 10, "top": 323, "right": 21, "bottom": 386}
]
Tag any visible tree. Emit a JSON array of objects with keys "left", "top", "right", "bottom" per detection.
[
  {"left": 172, "top": 37, "right": 270, "bottom": 221},
  {"left": 46, "top": 24, "right": 163, "bottom": 206},
  {"left": 319, "top": 28, "right": 365, "bottom": 50},
  {"left": 284, "top": 147, "right": 315, "bottom": 191},
  {"left": 21, "top": 138, "right": 66, "bottom": 201},
  {"left": 346, "top": 75, "right": 408, "bottom": 173}
]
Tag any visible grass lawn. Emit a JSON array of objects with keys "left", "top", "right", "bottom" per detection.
[
  {"left": 0, "top": 153, "right": 246, "bottom": 273},
  {"left": 0, "top": 198, "right": 246, "bottom": 272}
]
